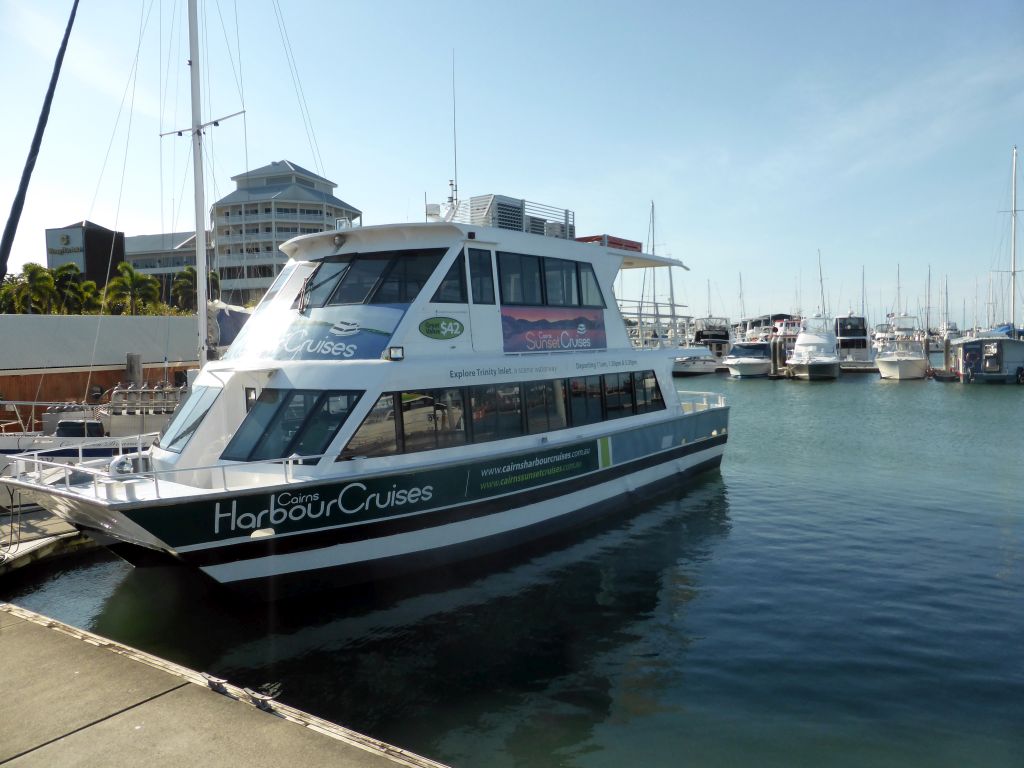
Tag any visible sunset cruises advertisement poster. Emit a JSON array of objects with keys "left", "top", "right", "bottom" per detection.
[{"left": 500, "top": 307, "right": 607, "bottom": 353}]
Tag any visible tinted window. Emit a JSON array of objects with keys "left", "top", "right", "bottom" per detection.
[
  {"left": 544, "top": 259, "right": 580, "bottom": 307},
  {"left": 498, "top": 252, "right": 542, "bottom": 305},
  {"left": 470, "top": 384, "right": 523, "bottom": 442},
  {"left": 299, "top": 258, "right": 350, "bottom": 308},
  {"left": 468, "top": 248, "right": 495, "bottom": 304},
  {"left": 159, "top": 385, "right": 221, "bottom": 453},
  {"left": 222, "top": 389, "right": 361, "bottom": 461},
  {"left": 579, "top": 263, "right": 605, "bottom": 307},
  {"left": 328, "top": 257, "right": 390, "bottom": 304},
  {"left": 431, "top": 255, "right": 467, "bottom": 303},
  {"left": 604, "top": 372, "right": 634, "bottom": 419},
  {"left": 569, "top": 376, "right": 602, "bottom": 426},
  {"left": 373, "top": 250, "right": 444, "bottom": 303},
  {"left": 343, "top": 394, "right": 399, "bottom": 457},
  {"left": 525, "top": 379, "right": 568, "bottom": 433}
]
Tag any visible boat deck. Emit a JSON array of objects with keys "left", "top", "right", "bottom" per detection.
[{"left": 0, "top": 603, "right": 448, "bottom": 767}]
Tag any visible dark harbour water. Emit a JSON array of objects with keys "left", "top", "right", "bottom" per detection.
[{"left": 3, "top": 372, "right": 1023, "bottom": 767}]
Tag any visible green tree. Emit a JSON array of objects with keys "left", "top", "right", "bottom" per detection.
[
  {"left": 3, "top": 263, "right": 58, "bottom": 314},
  {"left": 0, "top": 275, "right": 24, "bottom": 313},
  {"left": 53, "top": 262, "right": 84, "bottom": 313},
  {"left": 104, "top": 262, "right": 160, "bottom": 315},
  {"left": 171, "top": 265, "right": 220, "bottom": 311}
]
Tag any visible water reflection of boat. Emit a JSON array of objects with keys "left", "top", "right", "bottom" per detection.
[{"left": 81, "top": 476, "right": 731, "bottom": 731}]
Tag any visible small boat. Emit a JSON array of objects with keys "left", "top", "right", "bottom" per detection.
[
  {"left": 672, "top": 346, "right": 720, "bottom": 376},
  {"left": 722, "top": 341, "right": 771, "bottom": 378},
  {"left": 876, "top": 315, "right": 929, "bottom": 380},
  {"left": 786, "top": 314, "right": 841, "bottom": 380}
]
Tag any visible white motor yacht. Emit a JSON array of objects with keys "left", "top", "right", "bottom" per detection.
[
  {"left": 722, "top": 341, "right": 772, "bottom": 378},
  {"left": 875, "top": 315, "right": 928, "bottom": 380},
  {"left": 786, "top": 314, "right": 841, "bottom": 380}
]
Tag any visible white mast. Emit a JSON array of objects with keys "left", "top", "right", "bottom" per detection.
[
  {"left": 1012, "top": 145, "right": 1018, "bottom": 337},
  {"left": 188, "top": 0, "right": 208, "bottom": 365}
]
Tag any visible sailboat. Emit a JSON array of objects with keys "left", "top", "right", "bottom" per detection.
[{"left": 950, "top": 146, "right": 1024, "bottom": 383}]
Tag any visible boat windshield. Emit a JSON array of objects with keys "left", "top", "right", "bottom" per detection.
[
  {"left": 731, "top": 344, "right": 768, "bottom": 358},
  {"left": 222, "top": 388, "right": 362, "bottom": 462},
  {"left": 298, "top": 248, "right": 446, "bottom": 309}
]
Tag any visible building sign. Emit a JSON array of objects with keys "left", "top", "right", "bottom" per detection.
[
  {"left": 44, "top": 228, "right": 85, "bottom": 271},
  {"left": 500, "top": 306, "right": 606, "bottom": 353}
]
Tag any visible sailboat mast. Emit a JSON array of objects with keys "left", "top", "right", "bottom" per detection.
[
  {"left": 188, "top": 0, "right": 209, "bottom": 365},
  {"left": 817, "top": 249, "right": 826, "bottom": 315},
  {"left": 1012, "top": 145, "right": 1017, "bottom": 337}
]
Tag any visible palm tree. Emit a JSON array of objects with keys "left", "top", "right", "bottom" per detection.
[
  {"left": 15, "top": 263, "right": 57, "bottom": 314},
  {"left": 104, "top": 262, "right": 160, "bottom": 315},
  {"left": 0, "top": 275, "right": 24, "bottom": 313},
  {"left": 52, "top": 262, "right": 84, "bottom": 313},
  {"left": 171, "top": 265, "right": 219, "bottom": 311}
]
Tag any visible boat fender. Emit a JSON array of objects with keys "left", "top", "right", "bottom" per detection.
[{"left": 1016, "top": 367, "right": 1024, "bottom": 384}]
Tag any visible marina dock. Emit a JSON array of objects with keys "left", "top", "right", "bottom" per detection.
[
  {"left": 0, "top": 506, "right": 93, "bottom": 575},
  {"left": 0, "top": 603, "right": 449, "bottom": 768}
]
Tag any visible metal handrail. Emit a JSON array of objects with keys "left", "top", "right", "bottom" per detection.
[{"left": 8, "top": 393, "right": 727, "bottom": 501}]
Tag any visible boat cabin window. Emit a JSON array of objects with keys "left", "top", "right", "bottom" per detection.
[
  {"left": 339, "top": 371, "right": 664, "bottom": 460},
  {"left": 343, "top": 394, "right": 400, "bottom": 457},
  {"left": 569, "top": 376, "right": 603, "bottom": 426},
  {"left": 544, "top": 260, "right": 579, "bottom": 306},
  {"left": 498, "top": 252, "right": 605, "bottom": 308},
  {"left": 525, "top": 379, "right": 568, "bottom": 432},
  {"left": 498, "top": 253, "right": 543, "bottom": 305},
  {"left": 221, "top": 388, "right": 361, "bottom": 462},
  {"left": 471, "top": 384, "right": 525, "bottom": 443},
  {"left": 468, "top": 248, "right": 495, "bottom": 304},
  {"left": 158, "top": 385, "right": 222, "bottom": 453},
  {"left": 430, "top": 255, "right": 467, "bottom": 303},
  {"left": 634, "top": 370, "right": 665, "bottom": 413},
  {"left": 603, "top": 372, "right": 634, "bottom": 419},
  {"left": 296, "top": 249, "right": 447, "bottom": 309}
]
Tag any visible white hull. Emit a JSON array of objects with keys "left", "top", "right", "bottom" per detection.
[
  {"left": 876, "top": 355, "right": 928, "bottom": 380},
  {"left": 725, "top": 359, "right": 771, "bottom": 378}
]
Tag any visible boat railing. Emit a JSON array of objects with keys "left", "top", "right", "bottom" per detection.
[
  {"left": 9, "top": 392, "right": 727, "bottom": 501},
  {"left": 676, "top": 391, "right": 727, "bottom": 413}
]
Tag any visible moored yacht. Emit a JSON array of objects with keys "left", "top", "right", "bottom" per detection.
[
  {"left": 785, "top": 314, "right": 841, "bottom": 380},
  {"left": 834, "top": 313, "right": 876, "bottom": 372},
  {"left": 722, "top": 341, "right": 771, "bottom": 378},
  {"left": 1, "top": 205, "right": 730, "bottom": 597},
  {"left": 875, "top": 314, "right": 928, "bottom": 380}
]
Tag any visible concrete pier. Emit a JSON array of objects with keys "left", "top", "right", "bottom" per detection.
[{"left": 0, "top": 603, "right": 449, "bottom": 768}]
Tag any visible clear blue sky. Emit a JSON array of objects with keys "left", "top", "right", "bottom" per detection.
[{"left": 2, "top": 0, "right": 1022, "bottom": 326}]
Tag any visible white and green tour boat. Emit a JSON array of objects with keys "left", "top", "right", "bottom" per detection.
[{"left": 2, "top": 199, "right": 729, "bottom": 596}]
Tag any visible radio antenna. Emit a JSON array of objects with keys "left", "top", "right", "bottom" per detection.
[{"left": 448, "top": 49, "right": 459, "bottom": 208}]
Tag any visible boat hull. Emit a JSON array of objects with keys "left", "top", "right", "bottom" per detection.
[
  {"left": 787, "top": 360, "right": 840, "bottom": 380},
  {"left": 876, "top": 356, "right": 928, "bottom": 380},
  {"left": 725, "top": 360, "right": 771, "bottom": 378},
  {"left": 8, "top": 409, "right": 729, "bottom": 597}
]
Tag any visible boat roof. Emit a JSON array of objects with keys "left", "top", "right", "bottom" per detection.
[{"left": 279, "top": 221, "right": 685, "bottom": 270}]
